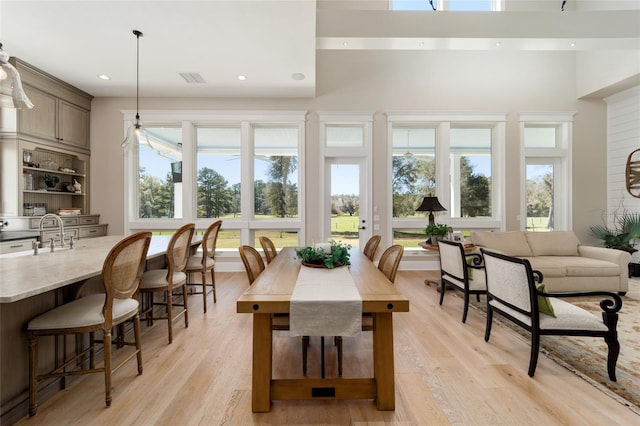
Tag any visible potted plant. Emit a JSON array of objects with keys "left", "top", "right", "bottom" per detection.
[
  {"left": 42, "top": 174, "right": 59, "bottom": 188},
  {"left": 295, "top": 240, "right": 351, "bottom": 269},
  {"left": 590, "top": 211, "right": 640, "bottom": 277},
  {"left": 425, "top": 223, "right": 453, "bottom": 245}
]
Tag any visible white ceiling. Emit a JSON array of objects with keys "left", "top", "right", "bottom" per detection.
[
  {"left": 2, "top": 1, "right": 638, "bottom": 99},
  {"left": 1, "top": 1, "right": 317, "bottom": 98}
]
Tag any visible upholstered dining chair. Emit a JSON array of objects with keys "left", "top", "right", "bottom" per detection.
[
  {"left": 140, "top": 223, "right": 195, "bottom": 344},
  {"left": 481, "top": 248, "right": 622, "bottom": 380},
  {"left": 259, "top": 236, "right": 278, "bottom": 264},
  {"left": 27, "top": 231, "right": 152, "bottom": 416},
  {"left": 362, "top": 234, "right": 381, "bottom": 261},
  {"left": 186, "top": 220, "right": 221, "bottom": 313},
  {"left": 437, "top": 239, "right": 486, "bottom": 323}
]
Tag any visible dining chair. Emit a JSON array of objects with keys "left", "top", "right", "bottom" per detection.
[
  {"left": 27, "top": 231, "right": 152, "bottom": 416},
  {"left": 362, "top": 234, "right": 381, "bottom": 261},
  {"left": 481, "top": 248, "right": 622, "bottom": 380},
  {"left": 437, "top": 239, "right": 486, "bottom": 323},
  {"left": 238, "top": 245, "right": 314, "bottom": 374},
  {"left": 186, "top": 220, "right": 221, "bottom": 313},
  {"left": 259, "top": 236, "right": 278, "bottom": 264},
  {"left": 140, "top": 223, "right": 195, "bottom": 344}
]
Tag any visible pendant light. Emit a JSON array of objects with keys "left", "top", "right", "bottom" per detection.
[
  {"left": 0, "top": 43, "right": 34, "bottom": 109},
  {"left": 122, "top": 30, "right": 149, "bottom": 149}
]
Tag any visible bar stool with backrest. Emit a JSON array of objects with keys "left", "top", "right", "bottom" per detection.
[
  {"left": 27, "top": 231, "right": 152, "bottom": 416},
  {"left": 140, "top": 223, "right": 195, "bottom": 344},
  {"left": 186, "top": 220, "right": 221, "bottom": 313},
  {"left": 259, "top": 236, "right": 278, "bottom": 264}
]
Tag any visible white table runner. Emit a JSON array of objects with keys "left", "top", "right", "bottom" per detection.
[{"left": 289, "top": 265, "right": 362, "bottom": 337}]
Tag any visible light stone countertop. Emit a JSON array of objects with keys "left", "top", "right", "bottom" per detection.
[{"left": 0, "top": 234, "right": 201, "bottom": 303}]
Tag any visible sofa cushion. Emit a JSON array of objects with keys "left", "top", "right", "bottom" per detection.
[
  {"left": 523, "top": 257, "right": 567, "bottom": 278},
  {"left": 471, "top": 231, "right": 532, "bottom": 257},
  {"left": 526, "top": 256, "right": 621, "bottom": 278},
  {"left": 525, "top": 231, "right": 580, "bottom": 256},
  {"left": 551, "top": 256, "right": 621, "bottom": 277}
]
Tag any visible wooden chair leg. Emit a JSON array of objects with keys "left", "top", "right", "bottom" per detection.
[
  {"left": 484, "top": 308, "right": 493, "bottom": 342},
  {"left": 182, "top": 284, "right": 189, "bottom": 328},
  {"left": 134, "top": 314, "right": 143, "bottom": 375},
  {"left": 201, "top": 270, "right": 207, "bottom": 313},
  {"left": 166, "top": 290, "right": 173, "bottom": 344},
  {"left": 302, "top": 336, "right": 310, "bottom": 375},
  {"left": 210, "top": 269, "right": 216, "bottom": 303},
  {"left": 104, "top": 328, "right": 112, "bottom": 407},
  {"left": 28, "top": 333, "right": 38, "bottom": 417},
  {"left": 528, "top": 332, "right": 540, "bottom": 377},
  {"left": 335, "top": 336, "right": 343, "bottom": 377}
]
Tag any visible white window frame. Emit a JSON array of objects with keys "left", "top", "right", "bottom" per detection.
[
  {"left": 318, "top": 112, "right": 374, "bottom": 246},
  {"left": 387, "top": 113, "right": 505, "bottom": 242},
  {"left": 519, "top": 112, "right": 575, "bottom": 232},
  {"left": 122, "top": 110, "right": 306, "bottom": 246}
]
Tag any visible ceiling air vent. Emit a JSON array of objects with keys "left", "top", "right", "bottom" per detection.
[{"left": 179, "top": 73, "right": 206, "bottom": 84}]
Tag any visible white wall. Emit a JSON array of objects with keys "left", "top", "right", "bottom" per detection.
[
  {"left": 91, "top": 49, "right": 609, "bottom": 248},
  {"left": 604, "top": 85, "right": 640, "bottom": 262}
]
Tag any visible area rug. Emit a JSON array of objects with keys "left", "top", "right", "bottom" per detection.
[{"left": 455, "top": 279, "right": 640, "bottom": 413}]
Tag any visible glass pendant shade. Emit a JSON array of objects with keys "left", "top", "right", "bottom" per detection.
[
  {"left": 0, "top": 43, "right": 34, "bottom": 109},
  {"left": 121, "top": 30, "right": 146, "bottom": 150}
]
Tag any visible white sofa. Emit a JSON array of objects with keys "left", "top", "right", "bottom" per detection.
[{"left": 470, "top": 231, "right": 631, "bottom": 294}]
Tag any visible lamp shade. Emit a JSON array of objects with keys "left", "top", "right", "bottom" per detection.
[
  {"left": 416, "top": 196, "right": 447, "bottom": 227},
  {"left": 416, "top": 196, "right": 446, "bottom": 213},
  {"left": 0, "top": 43, "right": 34, "bottom": 109}
]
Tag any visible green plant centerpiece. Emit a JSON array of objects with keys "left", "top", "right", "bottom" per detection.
[
  {"left": 296, "top": 240, "right": 351, "bottom": 269},
  {"left": 42, "top": 174, "right": 60, "bottom": 188},
  {"left": 590, "top": 211, "right": 640, "bottom": 254},
  {"left": 425, "top": 223, "right": 453, "bottom": 245}
]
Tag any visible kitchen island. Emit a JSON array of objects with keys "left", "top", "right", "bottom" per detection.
[{"left": 0, "top": 234, "right": 201, "bottom": 424}]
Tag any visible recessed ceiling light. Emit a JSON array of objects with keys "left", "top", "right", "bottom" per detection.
[
  {"left": 570, "top": 42, "right": 576, "bottom": 47},
  {"left": 495, "top": 42, "right": 501, "bottom": 47},
  {"left": 343, "top": 41, "right": 349, "bottom": 47},
  {"left": 418, "top": 41, "right": 425, "bottom": 47},
  {"left": 291, "top": 73, "right": 305, "bottom": 81},
  {"left": 97, "top": 74, "right": 111, "bottom": 81},
  {"left": 237, "top": 75, "right": 247, "bottom": 81}
]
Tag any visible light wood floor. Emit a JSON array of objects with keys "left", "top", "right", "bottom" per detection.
[{"left": 16, "top": 271, "right": 639, "bottom": 425}]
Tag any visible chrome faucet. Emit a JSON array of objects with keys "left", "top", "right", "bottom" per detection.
[{"left": 38, "top": 213, "right": 65, "bottom": 249}]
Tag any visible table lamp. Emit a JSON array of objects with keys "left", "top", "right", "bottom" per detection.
[{"left": 416, "top": 196, "right": 447, "bottom": 227}]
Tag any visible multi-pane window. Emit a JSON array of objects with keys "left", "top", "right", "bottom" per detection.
[
  {"left": 522, "top": 118, "right": 572, "bottom": 232},
  {"left": 450, "top": 127, "right": 492, "bottom": 218},
  {"left": 392, "top": 0, "right": 500, "bottom": 11},
  {"left": 126, "top": 113, "right": 305, "bottom": 249},
  {"left": 389, "top": 114, "right": 504, "bottom": 247},
  {"left": 196, "top": 127, "right": 241, "bottom": 219},
  {"left": 253, "top": 126, "right": 299, "bottom": 218},
  {"left": 137, "top": 126, "right": 182, "bottom": 219},
  {"left": 391, "top": 127, "right": 437, "bottom": 218}
]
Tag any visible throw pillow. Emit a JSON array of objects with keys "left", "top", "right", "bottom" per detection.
[
  {"left": 536, "top": 283, "right": 556, "bottom": 317},
  {"left": 466, "top": 256, "right": 474, "bottom": 280}
]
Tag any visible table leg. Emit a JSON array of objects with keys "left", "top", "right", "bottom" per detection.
[
  {"left": 252, "top": 313, "right": 272, "bottom": 412},
  {"left": 372, "top": 312, "right": 395, "bottom": 410}
]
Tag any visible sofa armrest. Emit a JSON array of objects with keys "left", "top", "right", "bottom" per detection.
[
  {"left": 578, "top": 245, "right": 632, "bottom": 265},
  {"left": 578, "top": 245, "right": 631, "bottom": 293}
]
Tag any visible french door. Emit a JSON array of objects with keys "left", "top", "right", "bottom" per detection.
[{"left": 325, "top": 158, "right": 370, "bottom": 248}]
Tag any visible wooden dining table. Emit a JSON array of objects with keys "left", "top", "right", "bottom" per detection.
[{"left": 236, "top": 247, "right": 410, "bottom": 412}]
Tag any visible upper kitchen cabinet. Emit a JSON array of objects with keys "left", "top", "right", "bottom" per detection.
[{"left": 11, "top": 58, "right": 92, "bottom": 153}]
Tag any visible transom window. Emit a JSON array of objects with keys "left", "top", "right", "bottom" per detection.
[{"left": 391, "top": 0, "right": 502, "bottom": 11}]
